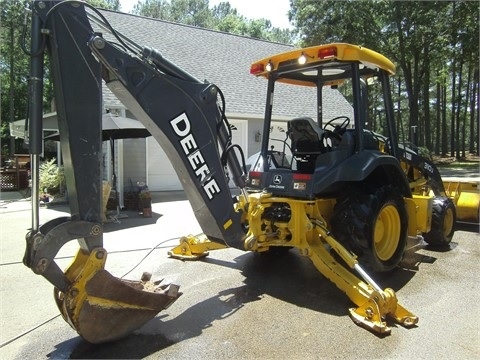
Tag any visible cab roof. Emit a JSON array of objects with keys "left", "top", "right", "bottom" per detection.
[{"left": 250, "top": 43, "right": 396, "bottom": 87}]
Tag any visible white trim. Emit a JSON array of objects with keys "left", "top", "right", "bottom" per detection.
[
  {"left": 117, "top": 139, "right": 124, "bottom": 208},
  {"left": 117, "top": 108, "right": 126, "bottom": 207},
  {"left": 228, "top": 119, "right": 248, "bottom": 188},
  {"left": 230, "top": 118, "right": 248, "bottom": 154},
  {"left": 105, "top": 141, "right": 112, "bottom": 186},
  {"left": 10, "top": 112, "right": 59, "bottom": 139},
  {"left": 145, "top": 136, "right": 149, "bottom": 187},
  {"left": 225, "top": 112, "right": 292, "bottom": 122}
]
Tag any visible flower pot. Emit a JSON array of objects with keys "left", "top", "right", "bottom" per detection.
[
  {"left": 142, "top": 207, "right": 152, "bottom": 218},
  {"left": 140, "top": 197, "right": 151, "bottom": 209}
]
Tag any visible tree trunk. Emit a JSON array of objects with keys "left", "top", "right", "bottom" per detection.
[
  {"left": 9, "top": 25, "right": 16, "bottom": 155},
  {"left": 434, "top": 71, "right": 441, "bottom": 155},
  {"left": 462, "top": 63, "right": 472, "bottom": 158},
  {"left": 449, "top": 2, "right": 457, "bottom": 157},
  {"left": 397, "top": 76, "right": 403, "bottom": 142},
  {"left": 422, "top": 46, "right": 431, "bottom": 149},
  {"left": 470, "top": 69, "right": 479, "bottom": 154},
  {"left": 410, "top": 52, "right": 420, "bottom": 147},
  {"left": 455, "top": 55, "right": 464, "bottom": 159},
  {"left": 450, "top": 59, "right": 456, "bottom": 157},
  {"left": 441, "top": 82, "right": 448, "bottom": 156}
]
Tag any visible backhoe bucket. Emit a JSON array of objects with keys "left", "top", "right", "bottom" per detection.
[{"left": 54, "top": 248, "right": 180, "bottom": 344}]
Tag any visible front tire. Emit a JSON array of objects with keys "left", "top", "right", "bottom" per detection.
[
  {"left": 423, "top": 197, "right": 456, "bottom": 247},
  {"left": 331, "top": 185, "right": 408, "bottom": 272}
]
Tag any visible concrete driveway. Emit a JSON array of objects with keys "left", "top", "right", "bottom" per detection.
[{"left": 0, "top": 192, "right": 479, "bottom": 359}]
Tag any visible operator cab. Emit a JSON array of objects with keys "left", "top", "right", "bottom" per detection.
[{"left": 248, "top": 43, "right": 398, "bottom": 199}]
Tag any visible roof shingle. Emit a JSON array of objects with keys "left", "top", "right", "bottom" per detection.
[{"left": 100, "top": 11, "right": 353, "bottom": 120}]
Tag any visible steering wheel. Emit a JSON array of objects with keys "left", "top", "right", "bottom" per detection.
[
  {"left": 321, "top": 116, "right": 350, "bottom": 151},
  {"left": 323, "top": 116, "right": 350, "bottom": 134}
]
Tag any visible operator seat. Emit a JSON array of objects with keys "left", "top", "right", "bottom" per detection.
[{"left": 287, "top": 117, "right": 324, "bottom": 173}]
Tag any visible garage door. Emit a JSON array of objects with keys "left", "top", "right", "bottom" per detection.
[
  {"left": 147, "top": 119, "right": 247, "bottom": 191},
  {"left": 146, "top": 136, "right": 179, "bottom": 191}
]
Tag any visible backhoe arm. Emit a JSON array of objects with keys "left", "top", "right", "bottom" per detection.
[
  {"left": 88, "top": 34, "right": 247, "bottom": 249},
  {"left": 22, "top": 0, "right": 249, "bottom": 343}
]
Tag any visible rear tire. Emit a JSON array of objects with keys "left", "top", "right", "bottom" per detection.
[
  {"left": 331, "top": 185, "right": 408, "bottom": 272},
  {"left": 423, "top": 197, "right": 456, "bottom": 247},
  {"left": 258, "top": 246, "right": 292, "bottom": 256}
]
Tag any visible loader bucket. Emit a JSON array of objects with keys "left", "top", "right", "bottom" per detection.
[
  {"left": 54, "top": 248, "right": 180, "bottom": 344},
  {"left": 443, "top": 180, "right": 480, "bottom": 223}
]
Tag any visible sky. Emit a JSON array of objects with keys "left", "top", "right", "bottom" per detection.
[{"left": 118, "top": 0, "right": 293, "bottom": 29}]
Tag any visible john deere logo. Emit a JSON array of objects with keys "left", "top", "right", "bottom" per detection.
[{"left": 269, "top": 174, "right": 285, "bottom": 190}]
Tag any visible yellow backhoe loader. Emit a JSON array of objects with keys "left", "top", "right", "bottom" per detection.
[{"left": 23, "top": 0, "right": 478, "bottom": 344}]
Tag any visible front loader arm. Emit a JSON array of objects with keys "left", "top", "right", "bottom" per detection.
[{"left": 398, "top": 146, "right": 447, "bottom": 196}]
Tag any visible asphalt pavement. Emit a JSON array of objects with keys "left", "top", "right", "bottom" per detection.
[{"left": 0, "top": 189, "right": 479, "bottom": 359}]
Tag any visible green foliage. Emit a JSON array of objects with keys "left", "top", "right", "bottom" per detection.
[
  {"left": 133, "top": 0, "right": 213, "bottom": 27},
  {"left": 1, "top": 119, "right": 10, "bottom": 157},
  {"left": 86, "top": 0, "right": 120, "bottom": 10},
  {"left": 1, "top": 0, "right": 31, "bottom": 155},
  {"left": 417, "top": 147, "right": 433, "bottom": 161},
  {"left": 132, "top": 0, "right": 295, "bottom": 43},
  {"left": 290, "top": 0, "right": 479, "bottom": 156},
  {"left": 39, "top": 158, "right": 65, "bottom": 195},
  {"left": 212, "top": 2, "right": 295, "bottom": 43}
]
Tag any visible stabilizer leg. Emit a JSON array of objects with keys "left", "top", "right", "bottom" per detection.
[{"left": 305, "top": 225, "right": 418, "bottom": 334}]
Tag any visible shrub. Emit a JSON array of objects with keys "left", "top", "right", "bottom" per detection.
[
  {"left": 39, "top": 158, "right": 65, "bottom": 195},
  {"left": 417, "top": 146, "right": 433, "bottom": 160}
]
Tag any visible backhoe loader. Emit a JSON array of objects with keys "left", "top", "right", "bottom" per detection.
[{"left": 22, "top": 0, "right": 478, "bottom": 344}]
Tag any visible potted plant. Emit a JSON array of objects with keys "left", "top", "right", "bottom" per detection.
[
  {"left": 138, "top": 183, "right": 152, "bottom": 217},
  {"left": 39, "top": 158, "right": 65, "bottom": 203}
]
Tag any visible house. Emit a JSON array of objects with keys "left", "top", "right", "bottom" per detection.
[
  {"left": 101, "top": 10, "right": 353, "bottom": 195},
  {"left": 12, "top": 9, "right": 353, "bottom": 202}
]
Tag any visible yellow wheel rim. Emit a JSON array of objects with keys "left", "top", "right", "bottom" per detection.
[
  {"left": 443, "top": 207, "right": 454, "bottom": 237},
  {"left": 373, "top": 204, "right": 401, "bottom": 261}
]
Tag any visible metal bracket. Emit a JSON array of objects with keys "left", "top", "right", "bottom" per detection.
[
  {"left": 24, "top": 217, "right": 102, "bottom": 291},
  {"left": 168, "top": 234, "right": 228, "bottom": 260}
]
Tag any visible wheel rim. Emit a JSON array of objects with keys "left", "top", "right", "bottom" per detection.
[
  {"left": 443, "top": 207, "right": 454, "bottom": 237},
  {"left": 373, "top": 204, "right": 401, "bottom": 261}
]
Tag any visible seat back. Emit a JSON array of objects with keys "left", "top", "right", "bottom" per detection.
[
  {"left": 288, "top": 117, "right": 324, "bottom": 155},
  {"left": 288, "top": 117, "right": 324, "bottom": 173}
]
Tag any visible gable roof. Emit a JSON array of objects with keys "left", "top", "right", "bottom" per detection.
[{"left": 100, "top": 10, "right": 353, "bottom": 121}]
